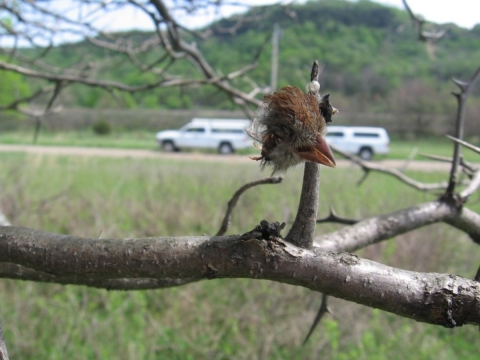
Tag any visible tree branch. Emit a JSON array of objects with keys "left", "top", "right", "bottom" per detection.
[
  {"left": 0, "top": 262, "right": 196, "bottom": 290},
  {"left": 330, "top": 145, "right": 450, "bottom": 191},
  {"left": 443, "top": 207, "right": 480, "bottom": 245},
  {"left": 285, "top": 162, "right": 320, "bottom": 248},
  {"left": 1, "top": 226, "right": 480, "bottom": 327},
  {"left": 316, "top": 200, "right": 461, "bottom": 253},
  {"left": 303, "top": 293, "right": 330, "bottom": 345},
  {"left": 402, "top": 0, "right": 446, "bottom": 43},
  {"left": 316, "top": 208, "right": 358, "bottom": 225},
  {"left": 446, "top": 66, "right": 480, "bottom": 196},
  {"left": 285, "top": 60, "right": 324, "bottom": 248},
  {"left": 216, "top": 176, "right": 283, "bottom": 236}
]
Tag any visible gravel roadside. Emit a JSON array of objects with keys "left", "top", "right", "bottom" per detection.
[{"left": 0, "top": 144, "right": 453, "bottom": 171}]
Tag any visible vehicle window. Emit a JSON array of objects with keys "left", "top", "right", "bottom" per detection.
[
  {"left": 326, "top": 132, "right": 345, "bottom": 137},
  {"left": 353, "top": 133, "right": 380, "bottom": 138},
  {"left": 186, "top": 127, "right": 206, "bottom": 133},
  {"left": 212, "top": 128, "right": 244, "bottom": 134}
]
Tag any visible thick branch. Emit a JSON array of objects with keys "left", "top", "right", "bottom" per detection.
[
  {"left": 444, "top": 207, "right": 480, "bottom": 245},
  {"left": 1, "top": 226, "right": 480, "bottom": 327},
  {"left": 316, "top": 200, "right": 459, "bottom": 252}
]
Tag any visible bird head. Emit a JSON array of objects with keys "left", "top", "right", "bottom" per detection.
[{"left": 247, "top": 85, "right": 336, "bottom": 174}]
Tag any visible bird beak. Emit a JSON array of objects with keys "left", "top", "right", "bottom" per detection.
[{"left": 297, "top": 134, "right": 336, "bottom": 168}]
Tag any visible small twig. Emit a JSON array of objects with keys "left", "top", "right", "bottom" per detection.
[
  {"left": 317, "top": 208, "right": 358, "bottom": 225},
  {"left": 215, "top": 177, "right": 283, "bottom": 236},
  {"left": 402, "top": 0, "right": 446, "bottom": 43},
  {"left": 419, "top": 153, "right": 453, "bottom": 163},
  {"left": 446, "top": 66, "right": 480, "bottom": 196},
  {"left": 460, "top": 159, "right": 477, "bottom": 175},
  {"left": 330, "top": 145, "right": 450, "bottom": 191},
  {"left": 310, "top": 59, "right": 319, "bottom": 82},
  {"left": 400, "top": 146, "right": 418, "bottom": 172},
  {"left": 303, "top": 293, "right": 331, "bottom": 345},
  {"left": 447, "top": 135, "right": 480, "bottom": 156},
  {"left": 460, "top": 170, "right": 480, "bottom": 201},
  {"left": 356, "top": 169, "right": 370, "bottom": 186},
  {"left": 474, "top": 266, "right": 480, "bottom": 282},
  {"left": 419, "top": 152, "right": 475, "bottom": 175}
]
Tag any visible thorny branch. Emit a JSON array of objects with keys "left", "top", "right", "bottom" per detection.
[
  {"left": 329, "top": 145, "right": 451, "bottom": 192},
  {"left": 1, "top": 225, "right": 480, "bottom": 328},
  {"left": 1, "top": 0, "right": 480, "bottom": 349},
  {"left": 446, "top": 66, "right": 480, "bottom": 196},
  {"left": 303, "top": 293, "right": 330, "bottom": 345},
  {"left": 216, "top": 176, "right": 283, "bottom": 236},
  {"left": 316, "top": 208, "right": 358, "bottom": 225}
]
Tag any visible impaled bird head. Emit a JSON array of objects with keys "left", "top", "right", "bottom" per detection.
[{"left": 247, "top": 85, "right": 336, "bottom": 174}]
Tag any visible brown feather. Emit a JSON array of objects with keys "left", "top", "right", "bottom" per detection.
[{"left": 247, "top": 86, "right": 335, "bottom": 174}]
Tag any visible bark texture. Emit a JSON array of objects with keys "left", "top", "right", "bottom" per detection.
[{"left": 1, "top": 225, "right": 480, "bottom": 328}]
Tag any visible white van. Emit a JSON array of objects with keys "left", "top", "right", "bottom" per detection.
[
  {"left": 156, "top": 118, "right": 252, "bottom": 154},
  {"left": 325, "top": 126, "right": 390, "bottom": 160}
]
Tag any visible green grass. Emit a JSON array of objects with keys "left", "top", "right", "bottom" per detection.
[
  {"left": 0, "top": 129, "right": 158, "bottom": 149},
  {"left": 0, "top": 153, "right": 479, "bottom": 359},
  {"left": 2, "top": 129, "right": 480, "bottom": 161},
  {"left": 388, "top": 136, "right": 480, "bottom": 162}
]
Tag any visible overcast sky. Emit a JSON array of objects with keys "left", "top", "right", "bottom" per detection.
[
  {"left": 1, "top": 0, "right": 477, "bottom": 48},
  {"left": 97, "top": 0, "right": 479, "bottom": 32},
  {"left": 372, "top": 0, "right": 479, "bottom": 29}
]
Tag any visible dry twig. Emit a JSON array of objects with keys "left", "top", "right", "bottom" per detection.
[
  {"left": 330, "top": 145, "right": 450, "bottom": 191},
  {"left": 216, "top": 176, "right": 283, "bottom": 236}
]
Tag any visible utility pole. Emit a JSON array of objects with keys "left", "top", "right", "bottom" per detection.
[{"left": 270, "top": 23, "right": 281, "bottom": 92}]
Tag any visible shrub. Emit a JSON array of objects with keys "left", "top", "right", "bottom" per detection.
[{"left": 92, "top": 120, "right": 112, "bottom": 135}]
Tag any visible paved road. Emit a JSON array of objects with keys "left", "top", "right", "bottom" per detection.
[{"left": 0, "top": 144, "right": 453, "bottom": 171}]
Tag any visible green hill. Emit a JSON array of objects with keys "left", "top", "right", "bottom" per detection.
[{"left": 19, "top": 0, "right": 480, "bottom": 112}]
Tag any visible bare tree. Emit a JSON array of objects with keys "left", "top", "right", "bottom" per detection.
[
  {"left": 0, "top": 0, "right": 273, "bottom": 132},
  {"left": 0, "top": 0, "right": 480, "bottom": 354}
]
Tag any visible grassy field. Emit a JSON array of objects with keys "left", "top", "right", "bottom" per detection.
[
  {"left": 1, "top": 129, "right": 479, "bottom": 162},
  {"left": 0, "top": 153, "right": 480, "bottom": 359}
]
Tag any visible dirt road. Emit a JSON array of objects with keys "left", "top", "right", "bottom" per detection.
[{"left": 0, "top": 144, "right": 453, "bottom": 171}]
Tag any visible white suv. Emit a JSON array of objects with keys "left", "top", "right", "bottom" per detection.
[
  {"left": 325, "top": 126, "right": 390, "bottom": 160},
  {"left": 156, "top": 118, "right": 252, "bottom": 154}
]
